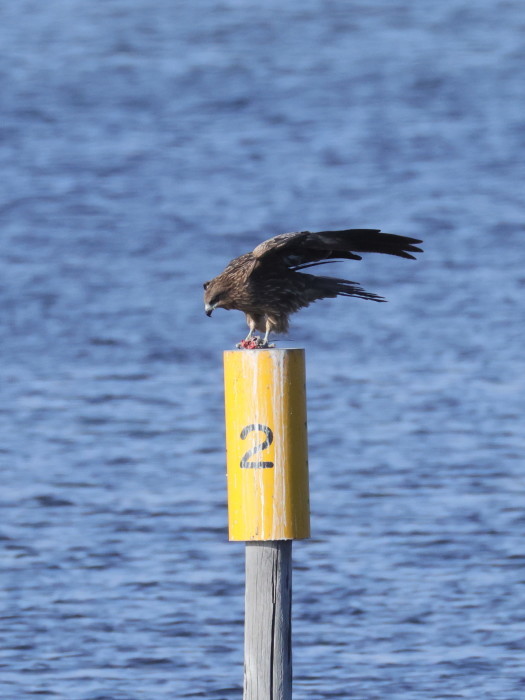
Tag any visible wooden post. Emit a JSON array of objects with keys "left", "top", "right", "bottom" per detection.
[
  {"left": 244, "top": 542, "right": 292, "bottom": 700},
  {"left": 223, "top": 349, "right": 310, "bottom": 700}
]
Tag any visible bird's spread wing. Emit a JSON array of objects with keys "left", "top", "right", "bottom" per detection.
[{"left": 252, "top": 229, "right": 423, "bottom": 270}]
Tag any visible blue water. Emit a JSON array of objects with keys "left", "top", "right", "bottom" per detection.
[{"left": 1, "top": 1, "right": 524, "bottom": 698}]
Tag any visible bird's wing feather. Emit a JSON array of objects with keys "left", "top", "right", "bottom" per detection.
[
  {"left": 252, "top": 229, "right": 423, "bottom": 269},
  {"left": 314, "top": 229, "right": 423, "bottom": 258}
]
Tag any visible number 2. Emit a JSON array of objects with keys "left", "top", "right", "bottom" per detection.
[{"left": 240, "top": 424, "right": 274, "bottom": 468}]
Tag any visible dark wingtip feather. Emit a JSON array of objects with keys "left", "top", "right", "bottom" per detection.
[{"left": 315, "top": 229, "right": 423, "bottom": 260}]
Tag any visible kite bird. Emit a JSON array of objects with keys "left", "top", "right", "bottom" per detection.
[{"left": 203, "top": 228, "right": 423, "bottom": 348}]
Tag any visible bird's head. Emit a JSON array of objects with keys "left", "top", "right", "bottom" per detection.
[{"left": 203, "top": 277, "right": 231, "bottom": 317}]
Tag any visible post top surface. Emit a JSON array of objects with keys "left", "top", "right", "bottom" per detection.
[{"left": 223, "top": 347, "right": 304, "bottom": 354}]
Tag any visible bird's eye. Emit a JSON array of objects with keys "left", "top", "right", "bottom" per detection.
[{"left": 210, "top": 294, "right": 222, "bottom": 306}]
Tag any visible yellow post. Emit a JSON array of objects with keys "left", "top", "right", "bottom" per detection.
[{"left": 223, "top": 348, "right": 310, "bottom": 541}]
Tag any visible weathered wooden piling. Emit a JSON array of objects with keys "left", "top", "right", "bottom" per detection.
[
  {"left": 224, "top": 349, "right": 310, "bottom": 700},
  {"left": 244, "top": 541, "right": 292, "bottom": 700}
]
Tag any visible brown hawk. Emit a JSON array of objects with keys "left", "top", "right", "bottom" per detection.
[{"left": 203, "top": 228, "right": 423, "bottom": 347}]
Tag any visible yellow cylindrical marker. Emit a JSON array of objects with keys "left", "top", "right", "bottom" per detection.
[{"left": 224, "top": 348, "right": 310, "bottom": 541}]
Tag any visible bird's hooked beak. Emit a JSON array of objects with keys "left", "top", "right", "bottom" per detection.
[{"left": 205, "top": 303, "right": 215, "bottom": 317}]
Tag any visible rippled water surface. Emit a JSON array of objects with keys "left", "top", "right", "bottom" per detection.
[{"left": 1, "top": 1, "right": 524, "bottom": 698}]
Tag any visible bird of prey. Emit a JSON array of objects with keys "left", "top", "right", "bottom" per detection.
[{"left": 203, "top": 228, "right": 423, "bottom": 347}]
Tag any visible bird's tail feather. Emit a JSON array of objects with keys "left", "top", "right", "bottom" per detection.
[{"left": 306, "top": 274, "right": 386, "bottom": 303}]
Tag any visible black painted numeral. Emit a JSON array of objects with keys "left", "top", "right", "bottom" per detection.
[{"left": 240, "top": 424, "right": 274, "bottom": 468}]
